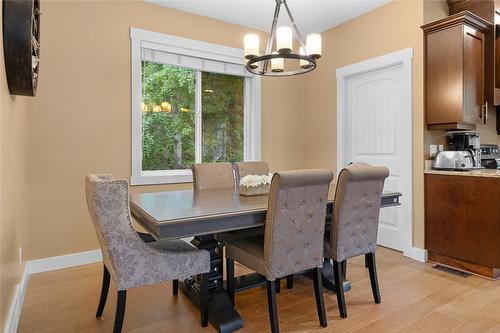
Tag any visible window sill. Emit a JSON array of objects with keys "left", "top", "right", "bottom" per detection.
[{"left": 130, "top": 170, "right": 193, "bottom": 185}]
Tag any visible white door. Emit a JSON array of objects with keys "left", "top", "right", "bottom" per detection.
[{"left": 337, "top": 49, "right": 412, "bottom": 253}]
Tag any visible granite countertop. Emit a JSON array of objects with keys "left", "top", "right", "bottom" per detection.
[{"left": 424, "top": 169, "right": 500, "bottom": 178}]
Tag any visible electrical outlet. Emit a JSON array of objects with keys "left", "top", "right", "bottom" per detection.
[
  {"left": 430, "top": 145, "right": 437, "bottom": 157},
  {"left": 18, "top": 246, "right": 22, "bottom": 265}
]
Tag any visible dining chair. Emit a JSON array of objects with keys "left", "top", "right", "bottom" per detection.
[
  {"left": 191, "top": 162, "right": 236, "bottom": 190},
  {"left": 85, "top": 174, "right": 211, "bottom": 333},
  {"left": 233, "top": 161, "right": 269, "bottom": 184},
  {"left": 323, "top": 163, "right": 389, "bottom": 318},
  {"left": 214, "top": 161, "right": 269, "bottom": 243},
  {"left": 225, "top": 169, "right": 334, "bottom": 333},
  {"left": 233, "top": 161, "right": 295, "bottom": 290}
]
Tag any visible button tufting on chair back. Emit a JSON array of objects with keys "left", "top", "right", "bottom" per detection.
[
  {"left": 328, "top": 163, "right": 389, "bottom": 262},
  {"left": 264, "top": 169, "right": 333, "bottom": 280}
]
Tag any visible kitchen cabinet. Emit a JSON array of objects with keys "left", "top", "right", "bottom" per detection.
[
  {"left": 422, "top": 12, "right": 491, "bottom": 130},
  {"left": 425, "top": 172, "right": 500, "bottom": 278},
  {"left": 447, "top": 0, "right": 500, "bottom": 133}
]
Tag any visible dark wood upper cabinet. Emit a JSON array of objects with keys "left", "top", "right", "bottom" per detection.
[
  {"left": 422, "top": 12, "right": 490, "bottom": 130},
  {"left": 447, "top": 0, "right": 500, "bottom": 133}
]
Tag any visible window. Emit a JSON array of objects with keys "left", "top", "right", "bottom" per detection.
[{"left": 130, "top": 28, "right": 261, "bottom": 185}]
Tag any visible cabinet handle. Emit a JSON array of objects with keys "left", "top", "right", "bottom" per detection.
[{"left": 484, "top": 102, "right": 488, "bottom": 125}]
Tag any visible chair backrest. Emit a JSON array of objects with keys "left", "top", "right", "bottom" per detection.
[
  {"left": 191, "top": 162, "right": 235, "bottom": 190},
  {"left": 85, "top": 174, "right": 143, "bottom": 284},
  {"left": 234, "top": 161, "right": 269, "bottom": 184},
  {"left": 329, "top": 163, "right": 389, "bottom": 262},
  {"left": 264, "top": 169, "right": 333, "bottom": 280}
]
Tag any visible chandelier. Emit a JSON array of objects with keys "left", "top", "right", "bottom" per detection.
[{"left": 243, "top": 0, "right": 321, "bottom": 76}]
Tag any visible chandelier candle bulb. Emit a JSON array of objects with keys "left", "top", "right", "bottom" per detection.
[
  {"left": 306, "top": 33, "right": 322, "bottom": 59},
  {"left": 271, "top": 52, "right": 284, "bottom": 72},
  {"left": 276, "top": 26, "right": 292, "bottom": 53},
  {"left": 299, "top": 47, "right": 311, "bottom": 69},
  {"left": 244, "top": 34, "right": 260, "bottom": 60}
]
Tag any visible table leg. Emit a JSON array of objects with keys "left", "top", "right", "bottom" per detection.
[{"left": 179, "top": 234, "right": 243, "bottom": 333}]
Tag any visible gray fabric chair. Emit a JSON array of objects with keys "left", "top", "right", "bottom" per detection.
[
  {"left": 85, "top": 174, "right": 211, "bottom": 333},
  {"left": 234, "top": 161, "right": 269, "bottom": 184},
  {"left": 234, "top": 161, "right": 296, "bottom": 289},
  {"left": 225, "top": 169, "right": 333, "bottom": 333},
  {"left": 324, "top": 163, "right": 389, "bottom": 318},
  {"left": 191, "top": 162, "right": 236, "bottom": 190},
  {"left": 213, "top": 161, "right": 271, "bottom": 244}
]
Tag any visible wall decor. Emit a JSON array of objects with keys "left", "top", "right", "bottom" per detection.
[{"left": 3, "top": 0, "right": 40, "bottom": 96}]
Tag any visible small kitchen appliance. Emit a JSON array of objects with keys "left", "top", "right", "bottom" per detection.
[
  {"left": 448, "top": 132, "right": 481, "bottom": 168},
  {"left": 480, "top": 144, "right": 500, "bottom": 169},
  {"left": 432, "top": 151, "right": 474, "bottom": 171}
]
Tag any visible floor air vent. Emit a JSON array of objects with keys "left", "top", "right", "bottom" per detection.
[{"left": 431, "top": 264, "right": 472, "bottom": 278}]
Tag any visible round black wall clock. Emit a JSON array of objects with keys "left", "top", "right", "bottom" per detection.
[{"left": 3, "top": 0, "right": 40, "bottom": 96}]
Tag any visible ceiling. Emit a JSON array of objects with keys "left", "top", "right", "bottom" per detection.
[{"left": 145, "top": 0, "right": 390, "bottom": 36}]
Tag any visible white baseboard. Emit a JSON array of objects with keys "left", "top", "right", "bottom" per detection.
[
  {"left": 3, "top": 249, "right": 103, "bottom": 333},
  {"left": 404, "top": 247, "right": 428, "bottom": 262},
  {"left": 3, "top": 267, "right": 29, "bottom": 333},
  {"left": 27, "top": 249, "right": 102, "bottom": 275}
]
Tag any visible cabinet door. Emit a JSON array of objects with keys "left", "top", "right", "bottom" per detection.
[
  {"left": 463, "top": 25, "right": 486, "bottom": 124},
  {"left": 425, "top": 174, "right": 500, "bottom": 268},
  {"left": 426, "top": 25, "right": 464, "bottom": 125}
]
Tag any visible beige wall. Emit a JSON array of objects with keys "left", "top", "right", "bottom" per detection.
[
  {"left": 25, "top": 1, "right": 307, "bottom": 260},
  {"left": 0, "top": 1, "right": 31, "bottom": 328},
  {"left": 303, "top": 0, "right": 428, "bottom": 248},
  {"left": 1, "top": 0, "right": 481, "bottom": 326}
]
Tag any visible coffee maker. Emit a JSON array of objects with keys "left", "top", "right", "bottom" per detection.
[{"left": 448, "top": 132, "right": 481, "bottom": 168}]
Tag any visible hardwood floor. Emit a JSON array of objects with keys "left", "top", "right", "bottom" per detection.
[{"left": 18, "top": 247, "right": 500, "bottom": 333}]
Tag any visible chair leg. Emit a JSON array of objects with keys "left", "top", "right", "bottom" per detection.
[
  {"left": 313, "top": 268, "right": 328, "bottom": 327},
  {"left": 200, "top": 273, "right": 210, "bottom": 327},
  {"left": 172, "top": 279, "right": 179, "bottom": 296},
  {"left": 96, "top": 264, "right": 110, "bottom": 318},
  {"left": 275, "top": 278, "right": 281, "bottom": 293},
  {"left": 333, "top": 260, "right": 347, "bottom": 318},
  {"left": 266, "top": 280, "right": 280, "bottom": 333},
  {"left": 341, "top": 260, "right": 347, "bottom": 279},
  {"left": 113, "top": 290, "right": 126, "bottom": 333},
  {"left": 226, "top": 258, "right": 235, "bottom": 305},
  {"left": 366, "top": 252, "right": 381, "bottom": 304},
  {"left": 286, "top": 275, "right": 294, "bottom": 289}
]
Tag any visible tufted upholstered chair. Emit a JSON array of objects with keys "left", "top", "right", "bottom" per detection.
[
  {"left": 191, "top": 162, "right": 236, "bottom": 190},
  {"left": 324, "top": 163, "right": 389, "bottom": 318},
  {"left": 225, "top": 169, "right": 333, "bottom": 333},
  {"left": 85, "top": 174, "right": 211, "bottom": 333},
  {"left": 234, "top": 161, "right": 293, "bottom": 290}
]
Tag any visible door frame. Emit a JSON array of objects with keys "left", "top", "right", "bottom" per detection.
[{"left": 336, "top": 47, "right": 414, "bottom": 258}]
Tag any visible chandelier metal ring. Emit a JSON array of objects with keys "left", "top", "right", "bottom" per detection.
[
  {"left": 245, "top": 53, "right": 317, "bottom": 76},
  {"left": 243, "top": 0, "right": 322, "bottom": 77}
]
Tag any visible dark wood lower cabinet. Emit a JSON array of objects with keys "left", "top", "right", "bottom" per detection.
[{"left": 425, "top": 174, "right": 500, "bottom": 279}]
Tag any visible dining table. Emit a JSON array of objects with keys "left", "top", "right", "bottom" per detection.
[{"left": 130, "top": 187, "right": 402, "bottom": 333}]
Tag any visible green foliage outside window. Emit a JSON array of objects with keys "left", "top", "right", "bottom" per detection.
[
  {"left": 202, "top": 72, "right": 244, "bottom": 163},
  {"left": 141, "top": 61, "right": 244, "bottom": 171},
  {"left": 142, "top": 62, "right": 195, "bottom": 170}
]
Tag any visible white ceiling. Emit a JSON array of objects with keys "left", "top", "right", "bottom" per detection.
[{"left": 145, "top": 0, "right": 390, "bottom": 36}]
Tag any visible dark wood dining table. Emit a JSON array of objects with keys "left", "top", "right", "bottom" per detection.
[{"left": 130, "top": 188, "right": 402, "bottom": 333}]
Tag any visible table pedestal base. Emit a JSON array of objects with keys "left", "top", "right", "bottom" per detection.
[
  {"left": 179, "top": 235, "right": 243, "bottom": 333},
  {"left": 317, "top": 259, "right": 351, "bottom": 293}
]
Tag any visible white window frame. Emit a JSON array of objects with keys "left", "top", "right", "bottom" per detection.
[{"left": 130, "top": 28, "right": 261, "bottom": 185}]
